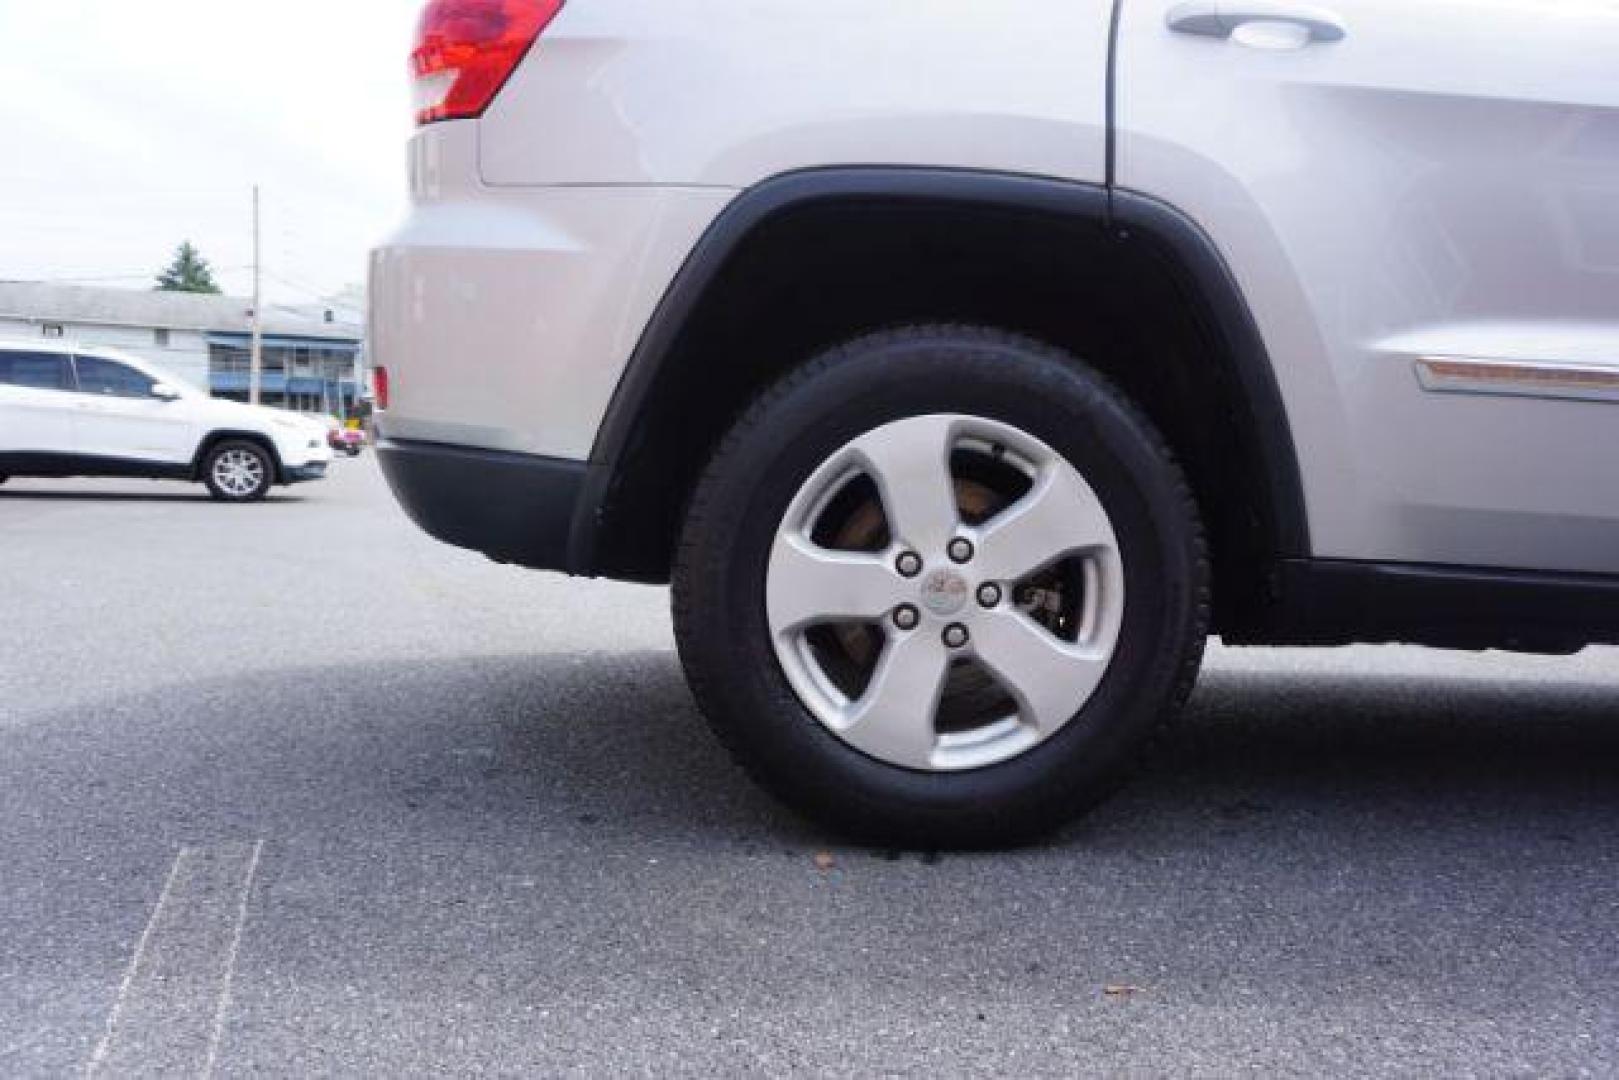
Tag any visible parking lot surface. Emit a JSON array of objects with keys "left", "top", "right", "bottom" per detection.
[{"left": 3, "top": 461, "right": 1617, "bottom": 1076}]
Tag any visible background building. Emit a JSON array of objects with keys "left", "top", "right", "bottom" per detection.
[{"left": 0, "top": 281, "right": 365, "bottom": 416}]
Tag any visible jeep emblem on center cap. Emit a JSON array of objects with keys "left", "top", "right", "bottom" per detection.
[{"left": 919, "top": 568, "right": 970, "bottom": 617}]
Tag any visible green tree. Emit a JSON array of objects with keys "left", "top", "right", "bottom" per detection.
[{"left": 153, "top": 242, "right": 222, "bottom": 294}]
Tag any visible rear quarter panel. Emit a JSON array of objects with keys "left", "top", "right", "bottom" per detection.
[{"left": 478, "top": 0, "right": 1114, "bottom": 188}]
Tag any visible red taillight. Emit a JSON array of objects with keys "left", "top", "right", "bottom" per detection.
[
  {"left": 411, "top": 0, "right": 563, "bottom": 125},
  {"left": 374, "top": 366, "right": 391, "bottom": 410}
]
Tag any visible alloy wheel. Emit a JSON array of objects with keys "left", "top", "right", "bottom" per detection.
[
  {"left": 212, "top": 448, "right": 267, "bottom": 498},
  {"left": 765, "top": 413, "right": 1125, "bottom": 772}
]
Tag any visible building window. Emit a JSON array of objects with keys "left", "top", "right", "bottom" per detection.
[
  {"left": 42, "top": 324, "right": 64, "bottom": 339},
  {"left": 154, "top": 328, "right": 170, "bottom": 347}
]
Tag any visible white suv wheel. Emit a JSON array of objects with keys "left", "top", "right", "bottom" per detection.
[{"left": 203, "top": 442, "right": 273, "bottom": 502}]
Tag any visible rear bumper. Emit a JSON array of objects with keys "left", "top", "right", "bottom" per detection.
[
  {"left": 376, "top": 438, "right": 587, "bottom": 572},
  {"left": 367, "top": 124, "right": 732, "bottom": 461}
]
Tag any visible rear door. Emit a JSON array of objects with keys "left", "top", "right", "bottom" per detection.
[
  {"left": 0, "top": 350, "right": 77, "bottom": 457},
  {"left": 1116, "top": 0, "right": 1619, "bottom": 574},
  {"left": 71, "top": 356, "right": 195, "bottom": 464}
]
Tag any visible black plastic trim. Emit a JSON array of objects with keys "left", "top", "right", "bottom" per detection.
[
  {"left": 578, "top": 166, "right": 1310, "bottom": 571},
  {"left": 1110, "top": 188, "right": 1309, "bottom": 557},
  {"left": 1254, "top": 559, "right": 1619, "bottom": 651},
  {"left": 0, "top": 452, "right": 192, "bottom": 482},
  {"left": 377, "top": 438, "right": 586, "bottom": 572}
]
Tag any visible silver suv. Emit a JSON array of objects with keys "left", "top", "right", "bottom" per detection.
[{"left": 371, "top": 0, "right": 1619, "bottom": 845}]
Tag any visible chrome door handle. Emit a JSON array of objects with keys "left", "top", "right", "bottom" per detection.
[{"left": 1167, "top": 1, "right": 1346, "bottom": 44}]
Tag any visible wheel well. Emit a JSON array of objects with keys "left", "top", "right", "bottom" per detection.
[
  {"left": 194, "top": 431, "right": 284, "bottom": 484},
  {"left": 589, "top": 177, "right": 1303, "bottom": 636}
]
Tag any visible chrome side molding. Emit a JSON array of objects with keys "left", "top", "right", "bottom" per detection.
[{"left": 1416, "top": 355, "right": 1619, "bottom": 404}]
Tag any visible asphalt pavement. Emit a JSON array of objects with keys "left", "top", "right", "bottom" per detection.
[{"left": 2, "top": 459, "right": 1617, "bottom": 1076}]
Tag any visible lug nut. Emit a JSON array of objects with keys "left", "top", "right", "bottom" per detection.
[
  {"left": 948, "top": 538, "right": 975, "bottom": 564},
  {"left": 896, "top": 551, "right": 924, "bottom": 578},
  {"left": 943, "top": 624, "right": 970, "bottom": 650},
  {"left": 893, "top": 605, "right": 920, "bottom": 632},
  {"left": 977, "top": 583, "right": 1003, "bottom": 609}
]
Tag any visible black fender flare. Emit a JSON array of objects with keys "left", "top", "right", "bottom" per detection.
[
  {"left": 192, "top": 430, "right": 286, "bottom": 485},
  {"left": 571, "top": 167, "right": 1309, "bottom": 570}
]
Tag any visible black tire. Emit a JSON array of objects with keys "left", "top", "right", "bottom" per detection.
[
  {"left": 202, "top": 440, "right": 275, "bottom": 503},
  {"left": 672, "top": 326, "right": 1208, "bottom": 848}
]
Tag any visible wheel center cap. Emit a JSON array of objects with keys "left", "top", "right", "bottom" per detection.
[{"left": 919, "top": 568, "right": 970, "bottom": 618}]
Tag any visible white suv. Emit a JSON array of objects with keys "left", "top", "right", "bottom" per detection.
[
  {"left": 0, "top": 341, "right": 332, "bottom": 502},
  {"left": 372, "top": 0, "right": 1619, "bottom": 846}
]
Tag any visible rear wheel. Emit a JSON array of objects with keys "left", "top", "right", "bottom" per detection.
[
  {"left": 673, "top": 326, "right": 1208, "bottom": 847},
  {"left": 203, "top": 440, "right": 274, "bottom": 502}
]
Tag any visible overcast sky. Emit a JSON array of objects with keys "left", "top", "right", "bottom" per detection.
[{"left": 0, "top": 0, "right": 418, "bottom": 306}]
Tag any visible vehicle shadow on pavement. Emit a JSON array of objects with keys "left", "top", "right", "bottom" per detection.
[
  {"left": 6, "top": 650, "right": 1617, "bottom": 855},
  {"left": 7, "top": 651, "right": 1619, "bottom": 1076},
  {"left": 2, "top": 652, "right": 808, "bottom": 854},
  {"left": 1096, "top": 665, "right": 1619, "bottom": 849},
  {"left": 0, "top": 491, "right": 212, "bottom": 503},
  {"left": 0, "top": 490, "right": 311, "bottom": 503}
]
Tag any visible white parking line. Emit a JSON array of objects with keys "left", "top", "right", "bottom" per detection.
[
  {"left": 85, "top": 851, "right": 186, "bottom": 1076},
  {"left": 202, "top": 840, "right": 262, "bottom": 1080},
  {"left": 85, "top": 841, "right": 265, "bottom": 1078}
]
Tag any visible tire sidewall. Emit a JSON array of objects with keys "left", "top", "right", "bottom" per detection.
[{"left": 676, "top": 330, "right": 1205, "bottom": 845}]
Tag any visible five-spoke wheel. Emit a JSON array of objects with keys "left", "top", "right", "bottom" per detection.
[
  {"left": 766, "top": 413, "right": 1125, "bottom": 772},
  {"left": 674, "top": 326, "right": 1207, "bottom": 847}
]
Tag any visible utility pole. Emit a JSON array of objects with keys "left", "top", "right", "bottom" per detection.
[{"left": 249, "top": 184, "right": 264, "bottom": 406}]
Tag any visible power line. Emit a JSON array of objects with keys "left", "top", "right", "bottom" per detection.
[{"left": 260, "top": 269, "right": 352, "bottom": 303}]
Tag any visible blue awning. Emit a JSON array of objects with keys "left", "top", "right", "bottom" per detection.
[
  {"left": 211, "top": 373, "right": 358, "bottom": 396},
  {"left": 207, "top": 332, "right": 360, "bottom": 354}
]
